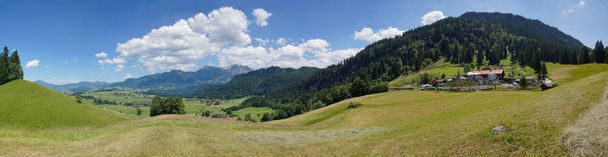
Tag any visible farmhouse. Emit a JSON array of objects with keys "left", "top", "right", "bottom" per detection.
[{"left": 466, "top": 69, "right": 504, "bottom": 80}]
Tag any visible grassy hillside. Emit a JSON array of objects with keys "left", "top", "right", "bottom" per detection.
[
  {"left": 0, "top": 80, "right": 126, "bottom": 127},
  {"left": 388, "top": 59, "right": 538, "bottom": 87},
  {"left": 389, "top": 61, "right": 463, "bottom": 87},
  {"left": 0, "top": 64, "right": 607, "bottom": 156}
]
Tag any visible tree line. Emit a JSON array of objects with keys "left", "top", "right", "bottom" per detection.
[{"left": 0, "top": 46, "right": 24, "bottom": 84}]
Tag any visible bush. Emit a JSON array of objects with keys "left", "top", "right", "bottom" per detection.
[
  {"left": 75, "top": 96, "right": 82, "bottom": 104},
  {"left": 260, "top": 113, "right": 273, "bottom": 122},
  {"left": 347, "top": 102, "right": 362, "bottom": 109},
  {"left": 369, "top": 82, "right": 388, "bottom": 94},
  {"left": 210, "top": 112, "right": 225, "bottom": 118},
  {"left": 201, "top": 110, "right": 212, "bottom": 117},
  {"left": 136, "top": 107, "right": 143, "bottom": 116}
]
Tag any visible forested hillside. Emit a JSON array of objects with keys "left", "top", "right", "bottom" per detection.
[
  {"left": 195, "top": 66, "right": 319, "bottom": 99},
  {"left": 235, "top": 12, "right": 607, "bottom": 120}
]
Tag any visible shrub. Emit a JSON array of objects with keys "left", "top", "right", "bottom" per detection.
[
  {"left": 369, "top": 82, "right": 388, "bottom": 94},
  {"left": 210, "top": 112, "right": 225, "bottom": 118},
  {"left": 347, "top": 102, "right": 362, "bottom": 109},
  {"left": 75, "top": 96, "right": 82, "bottom": 104},
  {"left": 260, "top": 113, "right": 273, "bottom": 122},
  {"left": 136, "top": 107, "right": 143, "bottom": 116}
]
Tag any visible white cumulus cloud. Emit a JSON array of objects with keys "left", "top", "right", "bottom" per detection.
[
  {"left": 101, "top": 7, "right": 360, "bottom": 74},
  {"left": 578, "top": 0, "right": 586, "bottom": 8},
  {"left": 563, "top": 0, "right": 586, "bottom": 15},
  {"left": 276, "top": 37, "right": 287, "bottom": 45},
  {"left": 354, "top": 27, "right": 406, "bottom": 42},
  {"left": 252, "top": 8, "right": 272, "bottom": 27},
  {"left": 110, "top": 7, "right": 248, "bottom": 72},
  {"left": 26, "top": 59, "right": 40, "bottom": 69},
  {"left": 421, "top": 10, "right": 446, "bottom": 25},
  {"left": 98, "top": 57, "right": 127, "bottom": 65},
  {"left": 218, "top": 39, "right": 360, "bottom": 69},
  {"left": 95, "top": 52, "right": 108, "bottom": 58}
]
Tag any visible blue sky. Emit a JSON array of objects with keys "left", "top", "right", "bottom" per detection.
[{"left": 0, "top": 0, "right": 606, "bottom": 84}]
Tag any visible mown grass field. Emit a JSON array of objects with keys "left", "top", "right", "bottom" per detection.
[{"left": 0, "top": 64, "right": 607, "bottom": 156}]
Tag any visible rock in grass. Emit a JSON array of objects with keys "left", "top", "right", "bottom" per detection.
[{"left": 492, "top": 125, "right": 507, "bottom": 135}]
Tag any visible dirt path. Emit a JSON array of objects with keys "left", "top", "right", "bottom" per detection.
[{"left": 561, "top": 85, "right": 608, "bottom": 156}]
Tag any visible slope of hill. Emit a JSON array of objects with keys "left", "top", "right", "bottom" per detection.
[
  {"left": 388, "top": 60, "right": 463, "bottom": 87},
  {"left": 2, "top": 64, "right": 606, "bottom": 156},
  {"left": 195, "top": 66, "right": 319, "bottom": 99},
  {"left": 0, "top": 80, "right": 126, "bottom": 127}
]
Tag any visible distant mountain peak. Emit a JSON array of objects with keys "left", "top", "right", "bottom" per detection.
[{"left": 223, "top": 64, "right": 252, "bottom": 70}]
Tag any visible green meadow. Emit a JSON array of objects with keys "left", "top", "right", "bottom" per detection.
[{"left": 84, "top": 91, "right": 251, "bottom": 118}]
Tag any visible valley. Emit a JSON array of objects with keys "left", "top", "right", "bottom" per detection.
[
  {"left": 77, "top": 90, "right": 265, "bottom": 120},
  {"left": 1, "top": 6, "right": 607, "bottom": 156}
]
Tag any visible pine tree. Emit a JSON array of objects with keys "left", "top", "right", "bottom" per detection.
[
  {"left": 0, "top": 47, "right": 9, "bottom": 84},
  {"left": 476, "top": 50, "right": 483, "bottom": 68},
  {"left": 539, "top": 62, "right": 548, "bottom": 79},
  {"left": 594, "top": 41, "right": 606, "bottom": 63},
  {"left": 9, "top": 50, "right": 23, "bottom": 80},
  {"left": 581, "top": 47, "right": 590, "bottom": 64}
]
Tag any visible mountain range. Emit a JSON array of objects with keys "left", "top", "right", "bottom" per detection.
[{"left": 36, "top": 64, "right": 252, "bottom": 96}]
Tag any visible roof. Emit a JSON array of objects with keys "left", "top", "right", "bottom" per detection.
[{"left": 467, "top": 69, "right": 504, "bottom": 76}]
